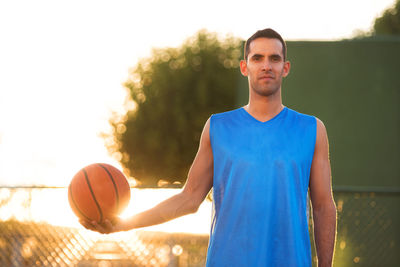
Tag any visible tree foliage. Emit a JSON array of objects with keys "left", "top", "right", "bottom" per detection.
[
  {"left": 108, "top": 30, "right": 242, "bottom": 187},
  {"left": 373, "top": 0, "right": 400, "bottom": 35}
]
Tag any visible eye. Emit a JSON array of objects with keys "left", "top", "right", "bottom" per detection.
[
  {"left": 271, "top": 55, "right": 282, "bottom": 62},
  {"left": 251, "top": 54, "right": 263, "bottom": 61}
]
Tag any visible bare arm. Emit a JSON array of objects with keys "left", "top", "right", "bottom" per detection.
[
  {"left": 309, "top": 118, "right": 337, "bottom": 267},
  {"left": 81, "top": 118, "right": 213, "bottom": 233}
]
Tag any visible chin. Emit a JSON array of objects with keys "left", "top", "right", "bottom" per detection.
[{"left": 254, "top": 87, "right": 280, "bottom": 97}]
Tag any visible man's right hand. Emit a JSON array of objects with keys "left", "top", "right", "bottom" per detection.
[{"left": 79, "top": 218, "right": 124, "bottom": 234}]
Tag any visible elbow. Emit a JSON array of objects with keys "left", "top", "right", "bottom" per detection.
[
  {"left": 180, "top": 191, "right": 201, "bottom": 214},
  {"left": 188, "top": 203, "right": 200, "bottom": 214},
  {"left": 313, "top": 200, "right": 337, "bottom": 216},
  {"left": 187, "top": 197, "right": 201, "bottom": 214}
]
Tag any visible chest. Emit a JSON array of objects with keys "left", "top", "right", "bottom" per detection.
[{"left": 212, "top": 124, "right": 311, "bottom": 166}]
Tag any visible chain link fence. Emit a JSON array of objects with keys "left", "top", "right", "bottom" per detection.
[
  {"left": 1, "top": 187, "right": 399, "bottom": 266},
  {"left": 0, "top": 220, "right": 208, "bottom": 267},
  {"left": 328, "top": 188, "right": 400, "bottom": 267}
]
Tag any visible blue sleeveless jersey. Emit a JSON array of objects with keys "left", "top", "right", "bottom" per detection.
[{"left": 206, "top": 107, "right": 316, "bottom": 267}]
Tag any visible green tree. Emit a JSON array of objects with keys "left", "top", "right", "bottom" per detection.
[
  {"left": 107, "top": 30, "right": 242, "bottom": 187},
  {"left": 373, "top": 0, "right": 400, "bottom": 35}
]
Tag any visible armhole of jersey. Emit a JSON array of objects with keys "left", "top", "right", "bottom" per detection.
[
  {"left": 209, "top": 115, "right": 215, "bottom": 154},
  {"left": 311, "top": 116, "right": 318, "bottom": 160},
  {"left": 209, "top": 115, "right": 217, "bottom": 193},
  {"left": 307, "top": 117, "right": 317, "bottom": 224}
]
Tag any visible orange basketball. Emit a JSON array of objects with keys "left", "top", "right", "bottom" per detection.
[{"left": 68, "top": 163, "right": 131, "bottom": 223}]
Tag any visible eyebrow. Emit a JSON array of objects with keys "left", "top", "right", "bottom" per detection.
[
  {"left": 250, "top": 53, "right": 283, "bottom": 60},
  {"left": 250, "top": 53, "right": 264, "bottom": 59}
]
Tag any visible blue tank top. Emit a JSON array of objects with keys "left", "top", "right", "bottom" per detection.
[{"left": 206, "top": 106, "right": 316, "bottom": 267}]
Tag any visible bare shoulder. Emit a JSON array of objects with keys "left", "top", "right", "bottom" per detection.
[
  {"left": 204, "top": 117, "right": 211, "bottom": 135},
  {"left": 315, "top": 117, "right": 327, "bottom": 134},
  {"left": 314, "top": 117, "right": 329, "bottom": 146},
  {"left": 200, "top": 117, "right": 211, "bottom": 146}
]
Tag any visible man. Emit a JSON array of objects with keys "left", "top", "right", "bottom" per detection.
[{"left": 81, "top": 28, "right": 337, "bottom": 267}]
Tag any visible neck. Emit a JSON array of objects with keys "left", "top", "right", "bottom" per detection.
[{"left": 244, "top": 88, "right": 284, "bottom": 122}]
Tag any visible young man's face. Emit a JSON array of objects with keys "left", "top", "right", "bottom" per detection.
[{"left": 240, "top": 38, "right": 290, "bottom": 97}]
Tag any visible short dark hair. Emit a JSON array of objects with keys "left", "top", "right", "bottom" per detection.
[{"left": 244, "top": 28, "right": 287, "bottom": 61}]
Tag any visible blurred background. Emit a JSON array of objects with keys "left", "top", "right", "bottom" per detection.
[{"left": 0, "top": 0, "right": 399, "bottom": 266}]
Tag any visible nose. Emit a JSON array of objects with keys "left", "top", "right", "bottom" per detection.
[{"left": 262, "top": 59, "right": 272, "bottom": 71}]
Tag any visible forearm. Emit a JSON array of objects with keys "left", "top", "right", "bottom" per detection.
[
  {"left": 119, "top": 191, "right": 198, "bottom": 231},
  {"left": 312, "top": 202, "right": 337, "bottom": 267}
]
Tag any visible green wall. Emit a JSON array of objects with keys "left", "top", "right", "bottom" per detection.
[{"left": 237, "top": 39, "right": 400, "bottom": 188}]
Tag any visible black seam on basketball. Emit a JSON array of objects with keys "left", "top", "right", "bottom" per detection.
[
  {"left": 69, "top": 183, "right": 91, "bottom": 221},
  {"left": 83, "top": 168, "right": 103, "bottom": 222},
  {"left": 97, "top": 163, "right": 120, "bottom": 212}
]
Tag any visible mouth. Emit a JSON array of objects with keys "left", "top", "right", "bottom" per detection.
[
  {"left": 259, "top": 75, "right": 274, "bottom": 81},
  {"left": 258, "top": 72, "right": 275, "bottom": 80}
]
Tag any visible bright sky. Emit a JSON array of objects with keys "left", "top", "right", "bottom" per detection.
[{"left": 0, "top": 0, "right": 395, "bottom": 186}]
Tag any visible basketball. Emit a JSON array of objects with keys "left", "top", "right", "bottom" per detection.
[{"left": 68, "top": 163, "right": 131, "bottom": 223}]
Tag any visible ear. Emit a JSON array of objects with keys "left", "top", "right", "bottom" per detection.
[
  {"left": 240, "top": 60, "right": 248, "bottom": 76},
  {"left": 282, "top": 60, "right": 291, "bottom": 78}
]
